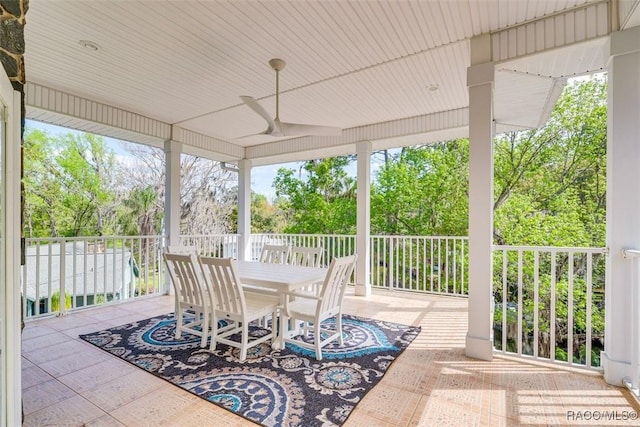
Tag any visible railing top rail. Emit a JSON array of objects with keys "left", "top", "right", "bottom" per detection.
[
  {"left": 493, "top": 245, "right": 608, "bottom": 253},
  {"left": 622, "top": 249, "right": 640, "bottom": 258},
  {"left": 251, "top": 233, "right": 354, "bottom": 238},
  {"left": 25, "top": 235, "right": 166, "bottom": 243},
  {"left": 253, "top": 233, "right": 468, "bottom": 239},
  {"left": 371, "top": 235, "right": 468, "bottom": 239},
  {"left": 181, "top": 234, "right": 240, "bottom": 237}
]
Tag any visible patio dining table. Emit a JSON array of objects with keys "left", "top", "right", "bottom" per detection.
[{"left": 235, "top": 260, "right": 328, "bottom": 349}]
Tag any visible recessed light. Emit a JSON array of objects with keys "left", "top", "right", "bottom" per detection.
[
  {"left": 79, "top": 40, "right": 99, "bottom": 51},
  {"left": 427, "top": 84, "right": 439, "bottom": 92}
]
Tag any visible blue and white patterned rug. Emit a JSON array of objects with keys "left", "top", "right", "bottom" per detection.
[{"left": 80, "top": 313, "right": 420, "bottom": 426}]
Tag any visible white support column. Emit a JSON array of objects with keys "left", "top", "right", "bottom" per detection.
[
  {"left": 465, "top": 34, "right": 494, "bottom": 361},
  {"left": 237, "top": 159, "right": 252, "bottom": 261},
  {"left": 164, "top": 139, "right": 181, "bottom": 294},
  {"left": 602, "top": 26, "right": 640, "bottom": 386},
  {"left": 355, "top": 141, "right": 372, "bottom": 296},
  {"left": 1, "top": 84, "right": 23, "bottom": 427},
  {"left": 164, "top": 139, "right": 182, "bottom": 247}
]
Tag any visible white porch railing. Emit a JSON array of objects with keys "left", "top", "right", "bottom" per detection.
[
  {"left": 372, "top": 235, "right": 468, "bottom": 295},
  {"left": 621, "top": 249, "right": 640, "bottom": 397},
  {"left": 179, "top": 234, "right": 240, "bottom": 258},
  {"left": 23, "top": 236, "right": 165, "bottom": 319},
  {"left": 22, "top": 233, "right": 609, "bottom": 372},
  {"left": 188, "top": 233, "right": 469, "bottom": 295},
  {"left": 493, "top": 245, "right": 608, "bottom": 371}
]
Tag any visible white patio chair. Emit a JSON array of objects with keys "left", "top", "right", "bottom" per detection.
[
  {"left": 290, "top": 245, "right": 323, "bottom": 267},
  {"left": 289, "top": 245, "right": 324, "bottom": 298},
  {"left": 163, "top": 253, "right": 215, "bottom": 348},
  {"left": 165, "top": 245, "right": 200, "bottom": 315},
  {"left": 259, "top": 244, "right": 290, "bottom": 264},
  {"left": 251, "top": 244, "right": 290, "bottom": 326},
  {"left": 199, "top": 256, "right": 280, "bottom": 361},
  {"left": 284, "top": 254, "right": 357, "bottom": 360}
]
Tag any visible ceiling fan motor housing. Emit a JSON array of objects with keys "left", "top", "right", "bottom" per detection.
[{"left": 269, "top": 58, "right": 286, "bottom": 71}]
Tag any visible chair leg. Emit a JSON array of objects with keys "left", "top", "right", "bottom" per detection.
[
  {"left": 175, "top": 309, "right": 183, "bottom": 339},
  {"left": 273, "top": 308, "right": 279, "bottom": 344},
  {"left": 315, "top": 321, "right": 323, "bottom": 361},
  {"left": 240, "top": 322, "right": 249, "bottom": 361},
  {"left": 209, "top": 315, "right": 218, "bottom": 352},
  {"left": 337, "top": 314, "right": 344, "bottom": 346},
  {"left": 200, "top": 311, "right": 208, "bottom": 348},
  {"left": 303, "top": 320, "right": 312, "bottom": 337}
]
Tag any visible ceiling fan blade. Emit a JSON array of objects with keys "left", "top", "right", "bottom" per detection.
[
  {"left": 240, "top": 96, "right": 275, "bottom": 134},
  {"left": 240, "top": 60, "right": 341, "bottom": 138},
  {"left": 278, "top": 121, "right": 343, "bottom": 137}
]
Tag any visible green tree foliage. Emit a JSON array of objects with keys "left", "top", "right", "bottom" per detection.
[
  {"left": 371, "top": 140, "right": 469, "bottom": 236},
  {"left": 493, "top": 76, "right": 607, "bottom": 246},
  {"left": 273, "top": 157, "right": 356, "bottom": 234},
  {"left": 23, "top": 128, "right": 62, "bottom": 236},
  {"left": 119, "top": 186, "right": 162, "bottom": 236},
  {"left": 56, "top": 133, "right": 118, "bottom": 236},
  {"left": 23, "top": 130, "right": 118, "bottom": 237},
  {"left": 250, "top": 193, "right": 287, "bottom": 233},
  {"left": 228, "top": 192, "right": 287, "bottom": 233},
  {"left": 23, "top": 131, "right": 236, "bottom": 239}
]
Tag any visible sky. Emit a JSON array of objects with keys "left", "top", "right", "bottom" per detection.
[{"left": 25, "top": 119, "right": 359, "bottom": 200}]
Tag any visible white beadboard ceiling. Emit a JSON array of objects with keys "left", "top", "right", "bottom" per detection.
[{"left": 22, "top": 0, "right": 635, "bottom": 165}]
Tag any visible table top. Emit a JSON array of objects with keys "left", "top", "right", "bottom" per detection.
[{"left": 235, "top": 260, "right": 327, "bottom": 292}]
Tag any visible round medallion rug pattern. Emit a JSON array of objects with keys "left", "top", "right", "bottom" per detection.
[{"left": 80, "top": 313, "right": 420, "bottom": 427}]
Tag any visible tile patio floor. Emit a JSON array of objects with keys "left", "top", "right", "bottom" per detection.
[{"left": 22, "top": 289, "right": 640, "bottom": 426}]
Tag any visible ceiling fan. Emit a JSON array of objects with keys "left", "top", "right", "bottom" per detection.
[{"left": 240, "top": 58, "right": 342, "bottom": 138}]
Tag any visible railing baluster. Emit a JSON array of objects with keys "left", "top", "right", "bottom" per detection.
[
  {"left": 501, "top": 249, "right": 507, "bottom": 353},
  {"left": 430, "top": 238, "right": 434, "bottom": 292},
  {"left": 550, "top": 250, "right": 557, "bottom": 363},
  {"left": 71, "top": 240, "right": 77, "bottom": 309},
  {"left": 445, "top": 238, "right": 450, "bottom": 293},
  {"left": 408, "top": 237, "right": 413, "bottom": 290},
  {"left": 422, "top": 238, "right": 427, "bottom": 292},
  {"left": 534, "top": 251, "right": 539, "bottom": 358},
  {"left": 461, "top": 239, "right": 466, "bottom": 294},
  {"left": 437, "top": 238, "right": 442, "bottom": 293},
  {"left": 517, "top": 249, "right": 523, "bottom": 356},
  {"left": 82, "top": 239, "right": 88, "bottom": 305},
  {"left": 453, "top": 238, "right": 457, "bottom": 295},
  {"left": 568, "top": 252, "right": 574, "bottom": 365},
  {"left": 400, "top": 237, "right": 405, "bottom": 290},
  {"left": 586, "top": 252, "right": 593, "bottom": 368},
  {"left": 32, "top": 242, "right": 40, "bottom": 314},
  {"left": 60, "top": 240, "right": 66, "bottom": 316}
]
